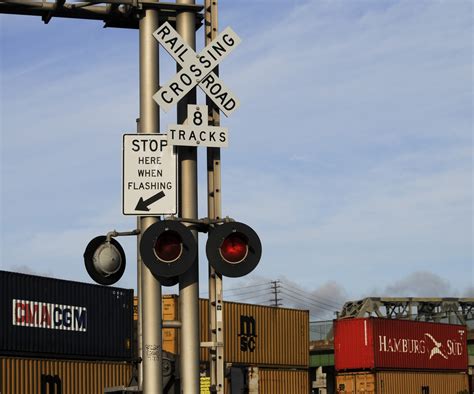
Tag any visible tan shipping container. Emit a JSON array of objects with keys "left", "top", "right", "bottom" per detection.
[
  {"left": 336, "top": 371, "right": 469, "bottom": 394},
  {"left": 203, "top": 299, "right": 309, "bottom": 367},
  {"left": 251, "top": 367, "right": 309, "bottom": 394},
  {"left": 134, "top": 295, "right": 179, "bottom": 354},
  {"left": 135, "top": 296, "right": 309, "bottom": 367},
  {"left": 162, "top": 295, "right": 179, "bottom": 354},
  {"left": 0, "top": 357, "right": 132, "bottom": 394}
]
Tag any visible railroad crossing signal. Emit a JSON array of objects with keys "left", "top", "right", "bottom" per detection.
[
  {"left": 140, "top": 220, "right": 197, "bottom": 278},
  {"left": 138, "top": 219, "right": 262, "bottom": 279},
  {"left": 153, "top": 21, "right": 241, "bottom": 117},
  {"left": 206, "top": 222, "right": 262, "bottom": 278},
  {"left": 83, "top": 236, "right": 126, "bottom": 286}
]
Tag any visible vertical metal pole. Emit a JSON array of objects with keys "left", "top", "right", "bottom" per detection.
[
  {"left": 176, "top": 1, "right": 200, "bottom": 393},
  {"left": 205, "top": 0, "right": 225, "bottom": 391},
  {"left": 139, "top": 8, "right": 163, "bottom": 394},
  {"left": 135, "top": 119, "right": 144, "bottom": 390}
]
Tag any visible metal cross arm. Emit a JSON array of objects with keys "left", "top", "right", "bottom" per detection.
[{"left": 153, "top": 21, "right": 241, "bottom": 117}]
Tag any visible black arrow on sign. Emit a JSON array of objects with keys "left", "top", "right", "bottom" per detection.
[{"left": 135, "top": 191, "right": 166, "bottom": 211}]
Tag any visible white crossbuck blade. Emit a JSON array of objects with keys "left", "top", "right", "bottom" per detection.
[{"left": 153, "top": 22, "right": 241, "bottom": 117}]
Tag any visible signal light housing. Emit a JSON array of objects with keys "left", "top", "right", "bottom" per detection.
[
  {"left": 84, "top": 236, "right": 126, "bottom": 285},
  {"left": 155, "top": 275, "right": 179, "bottom": 287},
  {"left": 206, "top": 222, "right": 262, "bottom": 278},
  {"left": 140, "top": 220, "right": 197, "bottom": 278}
]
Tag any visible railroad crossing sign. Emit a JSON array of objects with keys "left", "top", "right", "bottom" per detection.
[
  {"left": 153, "top": 22, "right": 241, "bottom": 117},
  {"left": 167, "top": 104, "right": 228, "bottom": 148},
  {"left": 122, "top": 134, "right": 177, "bottom": 216}
]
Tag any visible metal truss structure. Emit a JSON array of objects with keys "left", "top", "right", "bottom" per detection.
[{"left": 338, "top": 297, "right": 474, "bottom": 325}]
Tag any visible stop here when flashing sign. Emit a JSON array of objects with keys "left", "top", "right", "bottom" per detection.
[{"left": 122, "top": 134, "right": 177, "bottom": 215}]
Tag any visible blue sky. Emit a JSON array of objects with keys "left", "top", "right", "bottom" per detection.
[{"left": 1, "top": 0, "right": 472, "bottom": 319}]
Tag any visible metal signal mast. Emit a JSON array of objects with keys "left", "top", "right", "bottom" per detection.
[{"left": 2, "top": 1, "right": 263, "bottom": 393}]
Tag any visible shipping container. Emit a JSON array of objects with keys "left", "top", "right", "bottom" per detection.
[
  {"left": 163, "top": 295, "right": 179, "bottom": 354},
  {"left": 334, "top": 318, "right": 468, "bottom": 371},
  {"left": 154, "top": 297, "right": 308, "bottom": 367},
  {"left": 0, "top": 270, "right": 133, "bottom": 361},
  {"left": 0, "top": 357, "right": 132, "bottom": 394},
  {"left": 248, "top": 367, "right": 309, "bottom": 394},
  {"left": 210, "top": 300, "right": 308, "bottom": 367},
  {"left": 134, "top": 296, "right": 179, "bottom": 354},
  {"left": 336, "top": 371, "right": 469, "bottom": 394}
]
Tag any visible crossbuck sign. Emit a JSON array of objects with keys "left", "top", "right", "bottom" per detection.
[{"left": 153, "top": 22, "right": 241, "bottom": 117}]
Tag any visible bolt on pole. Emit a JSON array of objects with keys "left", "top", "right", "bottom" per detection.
[{"left": 139, "top": 8, "right": 163, "bottom": 394}]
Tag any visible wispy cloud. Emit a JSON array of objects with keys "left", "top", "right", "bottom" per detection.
[{"left": 1, "top": 1, "right": 472, "bottom": 296}]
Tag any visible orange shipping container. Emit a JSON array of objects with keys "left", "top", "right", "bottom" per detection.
[
  {"left": 336, "top": 371, "right": 469, "bottom": 394},
  {"left": 0, "top": 357, "right": 132, "bottom": 394}
]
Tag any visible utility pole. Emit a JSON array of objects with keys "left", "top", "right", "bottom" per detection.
[{"left": 270, "top": 280, "right": 282, "bottom": 307}]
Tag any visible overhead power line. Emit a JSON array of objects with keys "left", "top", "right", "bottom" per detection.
[
  {"left": 280, "top": 290, "right": 337, "bottom": 314},
  {"left": 282, "top": 284, "right": 342, "bottom": 309}
]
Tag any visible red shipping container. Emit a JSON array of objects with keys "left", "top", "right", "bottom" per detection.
[{"left": 334, "top": 318, "right": 468, "bottom": 371}]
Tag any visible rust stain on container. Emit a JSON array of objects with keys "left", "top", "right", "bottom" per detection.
[
  {"left": 336, "top": 371, "right": 469, "bottom": 394},
  {"left": 257, "top": 368, "right": 309, "bottom": 394},
  {"left": 0, "top": 357, "right": 132, "bottom": 394}
]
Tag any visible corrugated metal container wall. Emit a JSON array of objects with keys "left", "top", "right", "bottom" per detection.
[
  {"left": 335, "top": 372, "right": 375, "bottom": 393},
  {"left": 162, "top": 295, "right": 179, "bottom": 354},
  {"left": 257, "top": 368, "right": 309, "bottom": 394},
  {"left": 375, "top": 371, "right": 469, "bottom": 394},
  {"left": 134, "top": 296, "right": 179, "bottom": 354},
  {"left": 158, "top": 297, "right": 308, "bottom": 367},
  {"left": 336, "top": 371, "right": 469, "bottom": 394},
  {"left": 0, "top": 357, "right": 132, "bottom": 394},
  {"left": 0, "top": 270, "right": 133, "bottom": 361},
  {"left": 334, "top": 318, "right": 468, "bottom": 371},
  {"left": 199, "top": 299, "right": 309, "bottom": 367}
]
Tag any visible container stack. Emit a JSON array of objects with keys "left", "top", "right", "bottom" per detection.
[
  {"left": 135, "top": 295, "right": 310, "bottom": 393},
  {"left": 334, "top": 318, "right": 469, "bottom": 394},
  {"left": 0, "top": 270, "right": 134, "bottom": 394}
]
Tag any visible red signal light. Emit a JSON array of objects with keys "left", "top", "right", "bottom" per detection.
[
  {"left": 154, "top": 230, "right": 183, "bottom": 262},
  {"left": 220, "top": 232, "right": 248, "bottom": 263},
  {"left": 140, "top": 220, "right": 197, "bottom": 278},
  {"left": 206, "top": 222, "right": 262, "bottom": 278}
]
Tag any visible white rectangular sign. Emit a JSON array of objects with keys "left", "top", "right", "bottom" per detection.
[
  {"left": 167, "top": 125, "right": 228, "bottom": 148},
  {"left": 122, "top": 134, "right": 177, "bottom": 216},
  {"left": 166, "top": 104, "right": 228, "bottom": 148}
]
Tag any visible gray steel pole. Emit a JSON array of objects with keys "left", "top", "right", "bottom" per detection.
[
  {"left": 176, "top": 0, "right": 200, "bottom": 392},
  {"left": 205, "top": 0, "right": 225, "bottom": 391},
  {"left": 139, "top": 8, "right": 163, "bottom": 394}
]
